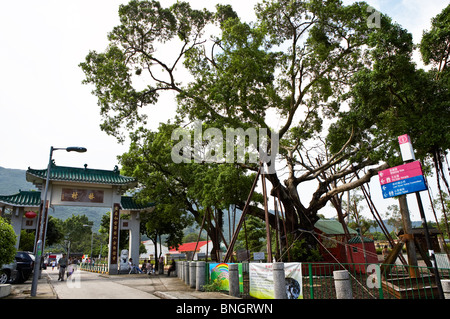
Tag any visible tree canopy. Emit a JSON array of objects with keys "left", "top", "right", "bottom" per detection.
[{"left": 118, "top": 123, "right": 261, "bottom": 259}]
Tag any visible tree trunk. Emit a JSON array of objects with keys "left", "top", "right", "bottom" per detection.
[
  {"left": 151, "top": 233, "right": 158, "bottom": 271},
  {"left": 204, "top": 208, "right": 223, "bottom": 262}
]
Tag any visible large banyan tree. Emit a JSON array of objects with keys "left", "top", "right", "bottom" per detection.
[{"left": 80, "top": 0, "right": 450, "bottom": 259}]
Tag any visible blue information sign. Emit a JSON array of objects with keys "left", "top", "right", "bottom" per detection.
[{"left": 381, "top": 174, "right": 427, "bottom": 199}]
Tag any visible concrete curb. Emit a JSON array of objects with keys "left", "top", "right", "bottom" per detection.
[
  {"left": 45, "top": 273, "right": 58, "bottom": 299},
  {"left": 0, "top": 284, "right": 11, "bottom": 298},
  {"left": 153, "top": 291, "right": 175, "bottom": 299}
]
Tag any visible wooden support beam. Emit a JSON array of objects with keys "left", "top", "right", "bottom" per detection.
[
  {"left": 223, "top": 165, "right": 261, "bottom": 262},
  {"left": 381, "top": 241, "right": 404, "bottom": 277}
]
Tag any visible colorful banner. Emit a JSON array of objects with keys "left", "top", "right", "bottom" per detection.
[
  {"left": 209, "top": 263, "right": 243, "bottom": 292},
  {"left": 249, "top": 263, "right": 303, "bottom": 299}
]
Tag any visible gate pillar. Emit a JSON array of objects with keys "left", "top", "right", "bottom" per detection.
[
  {"left": 108, "top": 203, "right": 121, "bottom": 275},
  {"left": 128, "top": 211, "right": 140, "bottom": 267}
]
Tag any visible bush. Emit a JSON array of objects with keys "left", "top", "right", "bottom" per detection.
[
  {"left": 203, "top": 279, "right": 222, "bottom": 292},
  {"left": 0, "top": 216, "right": 17, "bottom": 265},
  {"left": 289, "top": 237, "right": 322, "bottom": 262}
]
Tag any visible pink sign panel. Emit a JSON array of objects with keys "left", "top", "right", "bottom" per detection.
[
  {"left": 378, "top": 161, "right": 423, "bottom": 185},
  {"left": 398, "top": 134, "right": 411, "bottom": 145}
]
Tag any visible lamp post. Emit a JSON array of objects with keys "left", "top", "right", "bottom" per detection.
[{"left": 30, "top": 146, "right": 86, "bottom": 297}]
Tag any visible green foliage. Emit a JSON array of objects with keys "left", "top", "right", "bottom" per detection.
[
  {"left": 289, "top": 237, "right": 322, "bottom": 262},
  {"left": 119, "top": 123, "right": 260, "bottom": 251},
  {"left": 0, "top": 216, "right": 16, "bottom": 265},
  {"left": 203, "top": 279, "right": 222, "bottom": 292},
  {"left": 45, "top": 215, "right": 64, "bottom": 247},
  {"left": 61, "top": 214, "right": 95, "bottom": 253},
  {"left": 18, "top": 230, "right": 35, "bottom": 252},
  {"left": 236, "top": 215, "right": 266, "bottom": 252},
  {"left": 328, "top": 5, "right": 450, "bottom": 164},
  {"left": 420, "top": 4, "right": 450, "bottom": 73},
  {"left": 183, "top": 232, "right": 205, "bottom": 243},
  {"left": 99, "top": 211, "right": 129, "bottom": 252}
]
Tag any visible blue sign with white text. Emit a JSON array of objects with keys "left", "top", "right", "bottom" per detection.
[{"left": 381, "top": 174, "right": 427, "bottom": 199}]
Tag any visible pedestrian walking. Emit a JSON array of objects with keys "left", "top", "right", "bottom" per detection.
[{"left": 58, "top": 254, "right": 68, "bottom": 281}]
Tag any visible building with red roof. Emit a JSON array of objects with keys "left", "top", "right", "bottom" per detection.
[{"left": 168, "top": 241, "right": 213, "bottom": 260}]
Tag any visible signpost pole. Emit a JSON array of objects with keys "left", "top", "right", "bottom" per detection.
[
  {"left": 398, "top": 194, "right": 419, "bottom": 277},
  {"left": 397, "top": 134, "right": 419, "bottom": 277},
  {"left": 379, "top": 135, "right": 445, "bottom": 298},
  {"left": 397, "top": 134, "right": 444, "bottom": 299}
]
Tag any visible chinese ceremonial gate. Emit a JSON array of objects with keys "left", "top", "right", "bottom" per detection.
[{"left": 0, "top": 163, "right": 154, "bottom": 275}]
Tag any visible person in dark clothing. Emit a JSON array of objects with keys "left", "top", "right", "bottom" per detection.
[
  {"left": 167, "top": 259, "right": 176, "bottom": 276},
  {"left": 58, "top": 254, "right": 68, "bottom": 281}
]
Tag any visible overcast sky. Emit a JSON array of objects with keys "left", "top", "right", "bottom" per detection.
[{"left": 0, "top": 0, "right": 448, "bottom": 220}]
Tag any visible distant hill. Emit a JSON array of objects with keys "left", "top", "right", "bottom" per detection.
[
  {"left": 371, "top": 220, "right": 424, "bottom": 234},
  {"left": 0, "top": 166, "right": 37, "bottom": 194}
]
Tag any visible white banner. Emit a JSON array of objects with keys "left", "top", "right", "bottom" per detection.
[{"left": 249, "top": 263, "right": 303, "bottom": 299}]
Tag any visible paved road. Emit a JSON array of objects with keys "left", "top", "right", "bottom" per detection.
[
  {"left": 47, "top": 268, "right": 160, "bottom": 299},
  {"left": 44, "top": 268, "right": 238, "bottom": 299}
]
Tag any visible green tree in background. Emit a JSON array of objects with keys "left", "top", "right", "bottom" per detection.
[
  {"left": 0, "top": 216, "right": 16, "bottom": 265},
  {"left": 236, "top": 215, "right": 266, "bottom": 252},
  {"left": 45, "top": 215, "right": 64, "bottom": 247},
  {"left": 61, "top": 214, "right": 94, "bottom": 254},
  {"left": 420, "top": 4, "right": 450, "bottom": 242},
  {"left": 18, "top": 230, "right": 35, "bottom": 252}
]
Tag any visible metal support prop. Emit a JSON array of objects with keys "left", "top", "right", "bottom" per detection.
[
  {"left": 415, "top": 191, "right": 444, "bottom": 299},
  {"left": 261, "top": 165, "right": 273, "bottom": 262},
  {"left": 223, "top": 165, "right": 261, "bottom": 262}
]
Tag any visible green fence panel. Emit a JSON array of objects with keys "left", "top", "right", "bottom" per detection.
[{"left": 201, "top": 261, "right": 449, "bottom": 299}]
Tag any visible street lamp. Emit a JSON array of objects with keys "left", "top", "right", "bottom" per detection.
[{"left": 30, "top": 146, "right": 86, "bottom": 297}]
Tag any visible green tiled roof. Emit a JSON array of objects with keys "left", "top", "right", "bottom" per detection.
[
  {"left": 121, "top": 196, "right": 155, "bottom": 211},
  {"left": 0, "top": 191, "right": 41, "bottom": 207},
  {"left": 26, "top": 164, "right": 137, "bottom": 187},
  {"left": 0, "top": 191, "right": 155, "bottom": 211},
  {"left": 314, "top": 219, "right": 358, "bottom": 235}
]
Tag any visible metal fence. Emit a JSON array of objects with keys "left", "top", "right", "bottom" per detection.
[
  {"left": 79, "top": 262, "right": 108, "bottom": 274},
  {"left": 206, "top": 257, "right": 450, "bottom": 300},
  {"left": 301, "top": 262, "right": 450, "bottom": 299}
]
